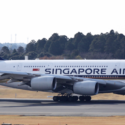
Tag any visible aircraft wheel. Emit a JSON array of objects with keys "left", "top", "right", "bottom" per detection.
[
  {"left": 86, "top": 96, "right": 91, "bottom": 102},
  {"left": 79, "top": 96, "right": 85, "bottom": 102},
  {"left": 73, "top": 96, "right": 78, "bottom": 102},
  {"left": 64, "top": 96, "right": 69, "bottom": 102},
  {"left": 60, "top": 96, "right": 67, "bottom": 102},
  {"left": 53, "top": 96, "right": 59, "bottom": 101},
  {"left": 68, "top": 96, "right": 73, "bottom": 102}
]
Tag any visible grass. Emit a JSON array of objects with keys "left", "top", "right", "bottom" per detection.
[
  {"left": 1, "top": 115, "right": 125, "bottom": 125},
  {"left": 0, "top": 85, "right": 125, "bottom": 100},
  {"left": 0, "top": 86, "right": 57, "bottom": 99},
  {"left": 0, "top": 86, "right": 125, "bottom": 125}
]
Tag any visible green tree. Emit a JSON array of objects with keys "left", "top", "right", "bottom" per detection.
[
  {"left": 58, "top": 35, "right": 68, "bottom": 49},
  {"left": 13, "top": 49, "right": 17, "bottom": 53},
  {"left": 72, "top": 32, "right": 84, "bottom": 49},
  {"left": 36, "top": 38, "right": 47, "bottom": 53},
  {"left": 2, "top": 46, "right": 10, "bottom": 54},
  {"left": 37, "top": 52, "right": 52, "bottom": 58},
  {"left": 26, "top": 51, "right": 37, "bottom": 59},
  {"left": 26, "top": 40, "right": 36, "bottom": 53},
  {"left": 75, "top": 55, "right": 82, "bottom": 59},
  {"left": 49, "top": 33, "right": 59, "bottom": 42},
  {"left": 89, "top": 35, "right": 105, "bottom": 53},
  {"left": 49, "top": 40, "right": 63, "bottom": 55},
  {"left": 44, "top": 41, "right": 51, "bottom": 52},
  {"left": 10, "top": 55, "right": 21, "bottom": 60},
  {"left": 78, "top": 37, "right": 90, "bottom": 53},
  {"left": 114, "top": 34, "right": 124, "bottom": 58},
  {"left": 118, "top": 37, "right": 125, "bottom": 58},
  {"left": 65, "top": 39, "right": 75, "bottom": 51},
  {"left": 17, "top": 46, "right": 24, "bottom": 54},
  {"left": 104, "top": 30, "right": 117, "bottom": 53},
  {"left": 71, "top": 50, "right": 79, "bottom": 57},
  {"left": 44, "top": 33, "right": 60, "bottom": 53},
  {"left": 86, "top": 33, "right": 93, "bottom": 44}
]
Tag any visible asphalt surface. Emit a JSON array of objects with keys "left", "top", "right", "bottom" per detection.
[{"left": 0, "top": 99, "right": 125, "bottom": 116}]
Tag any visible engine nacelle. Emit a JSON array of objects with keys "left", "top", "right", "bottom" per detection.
[
  {"left": 31, "top": 76, "right": 55, "bottom": 91},
  {"left": 73, "top": 81, "right": 99, "bottom": 95}
]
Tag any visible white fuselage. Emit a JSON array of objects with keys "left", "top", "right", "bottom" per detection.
[{"left": 0, "top": 60, "right": 125, "bottom": 79}]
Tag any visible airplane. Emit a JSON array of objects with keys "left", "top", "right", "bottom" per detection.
[{"left": 0, "top": 57, "right": 125, "bottom": 102}]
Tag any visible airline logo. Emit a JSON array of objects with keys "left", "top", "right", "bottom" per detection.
[
  {"left": 45, "top": 68, "right": 125, "bottom": 75},
  {"left": 33, "top": 68, "right": 40, "bottom": 71}
]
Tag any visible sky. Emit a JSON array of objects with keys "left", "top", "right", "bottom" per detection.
[{"left": 0, "top": 0, "right": 125, "bottom": 43}]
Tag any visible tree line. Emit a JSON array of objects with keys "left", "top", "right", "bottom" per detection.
[{"left": 1, "top": 30, "right": 125, "bottom": 60}]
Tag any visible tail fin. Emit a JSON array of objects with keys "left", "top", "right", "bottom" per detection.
[{"left": 0, "top": 57, "right": 4, "bottom": 60}]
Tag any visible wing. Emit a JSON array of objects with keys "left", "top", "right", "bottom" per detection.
[
  {"left": 0, "top": 70, "right": 79, "bottom": 93},
  {"left": 0, "top": 70, "right": 105, "bottom": 85},
  {"left": 0, "top": 70, "right": 41, "bottom": 80},
  {"left": 0, "top": 70, "right": 125, "bottom": 95},
  {"left": 0, "top": 70, "right": 74, "bottom": 81}
]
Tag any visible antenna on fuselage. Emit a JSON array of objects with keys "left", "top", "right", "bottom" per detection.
[{"left": 25, "top": 56, "right": 28, "bottom": 60}]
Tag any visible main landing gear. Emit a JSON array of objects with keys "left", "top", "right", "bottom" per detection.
[{"left": 53, "top": 95, "right": 91, "bottom": 102}]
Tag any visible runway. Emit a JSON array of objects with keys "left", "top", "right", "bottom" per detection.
[{"left": 0, "top": 99, "right": 125, "bottom": 116}]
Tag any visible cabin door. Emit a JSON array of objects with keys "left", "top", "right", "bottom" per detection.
[
  {"left": 17, "top": 63, "right": 22, "bottom": 71},
  {"left": 115, "top": 63, "right": 120, "bottom": 70},
  {"left": 114, "top": 62, "right": 120, "bottom": 75}
]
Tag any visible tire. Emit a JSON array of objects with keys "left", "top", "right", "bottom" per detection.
[
  {"left": 68, "top": 96, "right": 73, "bottom": 102},
  {"left": 79, "top": 96, "right": 85, "bottom": 102},
  {"left": 73, "top": 96, "right": 78, "bottom": 102},
  {"left": 60, "top": 96, "right": 66, "bottom": 102},
  {"left": 85, "top": 96, "right": 91, "bottom": 102},
  {"left": 53, "top": 96, "right": 58, "bottom": 101}
]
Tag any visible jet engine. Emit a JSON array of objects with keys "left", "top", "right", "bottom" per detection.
[
  {"left": 73, "top": 81, "right": 99, "bottom": 95},
  {"left": 30, "top": 76, "right": 56, "bottom": 91}
]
